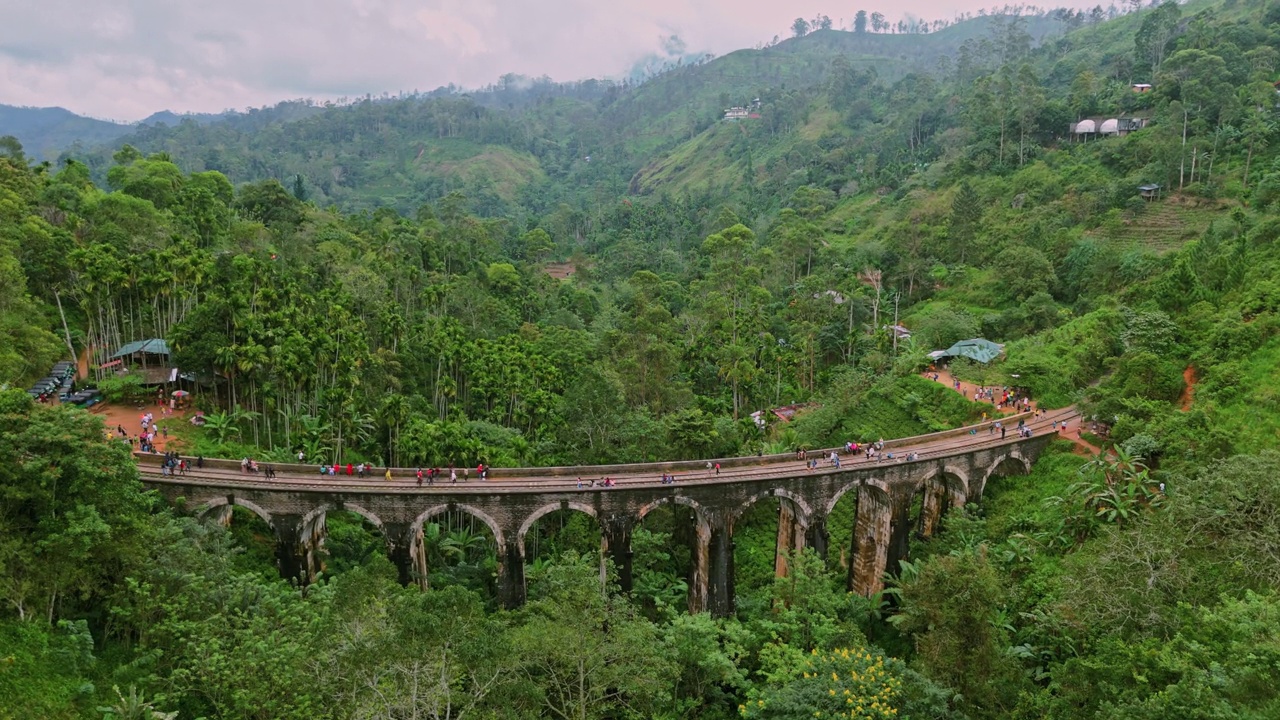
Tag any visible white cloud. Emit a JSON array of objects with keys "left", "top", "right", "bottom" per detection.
[{"left": 0, "top": 0, "right": 1100, "bottom": 120}]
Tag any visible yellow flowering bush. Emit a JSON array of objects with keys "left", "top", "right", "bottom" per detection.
[{"left": 739, "top": 645, "right": 902, "bottom": 719}]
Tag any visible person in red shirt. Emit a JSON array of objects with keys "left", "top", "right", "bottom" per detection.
[{"left": 347, "top": 463, "right": 354, "bottom": 475}]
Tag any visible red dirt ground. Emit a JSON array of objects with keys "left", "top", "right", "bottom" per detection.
[
  {"left": 928, "top": 368, "right": 1103, "bottom": 456},
  {"left": 923, "top": 368, "right": 1021, "bottom": 418},
  {"left": 1180, "top": 365, "right": 1198, "bottom": 411},
  {"left": 89, "top": 400, "right": 196, "bottom": 453},
  {"left": 543, "top": 262, "right": 576, "bottom": 280}
]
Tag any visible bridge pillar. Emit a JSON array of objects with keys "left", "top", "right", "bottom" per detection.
[
  {"left": 886, "top": 496, "right": 913, "bottom": 578},
  {"left": 920, "top": 478, "right": 946, "bottom": 539},
  {"left": 212, "top": 503, "right": 233, "bottom": 528},
  {"left": 498, "top": 540, "right": 525, "bottom": 609},
  {"left": 686, "top": 509, "right": 716, "bottom": 609},
  {"left": 806, "top": 516, "right": 829, "bottom": 561},
  {"left": 385, "top": 522, "right": 428, "bottom": 590},
  {"left": 850, "top": 484, "right": 892, "bottom": 597},
  {"left": 774, "top": 499, "right": 807, "bottom": 578},
  {"left": 273, "top": 514, "right": 309, "bottom": 585},
  {"left": 688, "top": 512, "right": 710, "bottom": 615},
  {"left": 602, "top": 515, "right": 634, "bottom": 593},
  {"left": 708, "top": 516, "right": 735, "bottom": 618}
]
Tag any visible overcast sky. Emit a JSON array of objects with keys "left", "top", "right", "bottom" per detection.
[{"left": 0, "top": 0, "right": 1100, "bottom": 122}]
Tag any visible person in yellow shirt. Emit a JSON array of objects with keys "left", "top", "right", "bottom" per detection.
[{"left": 384, "top": 467, "right": 393, "bottom": 482}]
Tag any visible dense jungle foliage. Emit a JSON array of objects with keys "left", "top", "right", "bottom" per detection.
[{"left": 5, "top": 0, "right": 1280, "bottom": 717}]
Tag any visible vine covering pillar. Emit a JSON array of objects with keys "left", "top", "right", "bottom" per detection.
[
  {"left": 385, "top": 522, "right": 428, "bottom": 590},
  {"left": 498, "top": 539, "right": 526, "bottom": 609},
  {"left": 273, "top": 514, "right": 309, "bottom": 586},
  {"left": 774, "top": 498, "right": 807, "bottom": 578},
  {"left": 602, "top": 515, "right": 634, "bottom": 593},
  {"left": 687, "top": 510, "right": 711, "bottom": 615}
]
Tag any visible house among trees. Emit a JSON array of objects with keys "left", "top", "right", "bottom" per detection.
[
  {"left": 101, "top": 338, "right": 177, "bottom": 385},
  {"left": 1132, "top": 83, "right": 1153, "bottom": 92},
  {"left": 723, "top": 98, "right": 762, "bottom": 121},
  {"left": 1138, "top": 183, "right": 1162, "bottom": 201},
  {"left": 1071, "top": 116, "right": 1149, "bottom": 137}
]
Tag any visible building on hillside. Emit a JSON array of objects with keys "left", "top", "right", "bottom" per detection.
[
  {"left": 749, "top": 402, "right": 818, "bottom": 428},
  {"left": 724, "top": 98, "right": 762, "bottom": 121},
  {"left": 1070, "top": 116, "right": 1149, "bottom": 137},
  {"left": 1132, "top": 83, "right": 1152, "bottom": 92},
  {"left": 1138, "top": 183, "right": 1162, "bottom": 201}
]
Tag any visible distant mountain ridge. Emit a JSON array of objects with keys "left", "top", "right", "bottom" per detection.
[
  {"left": 0, "top": 105, "right": 229, "bottom": 161},
  {"left": 5, "top": 13, "right": 1074, "bottom": 214}
]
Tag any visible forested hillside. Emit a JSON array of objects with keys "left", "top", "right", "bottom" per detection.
[{"left": 4, "top": 1, "right": 1280, "bottom": 718}]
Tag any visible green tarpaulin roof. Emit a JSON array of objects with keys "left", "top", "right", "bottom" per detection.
[
  {"left": 110, "top": 339, "right": 171, "bottom": 358},
  {"left": 939, "top": 338, "right": 1004, "bottom": 364}
]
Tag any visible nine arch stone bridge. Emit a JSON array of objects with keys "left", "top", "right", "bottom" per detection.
[{"left": 139, "top": 408, "right": 1076, "bottom": 616}]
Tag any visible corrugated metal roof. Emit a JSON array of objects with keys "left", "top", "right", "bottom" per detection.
[
  {"left": 941, "top": 338, "right": 1004, "bottom": 364},
  {"left": 110, "top": 338, "right": 171, "bottom": 358}
]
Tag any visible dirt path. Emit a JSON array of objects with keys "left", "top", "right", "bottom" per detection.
[
  {"left": 927, "top": 368, "right": 1105, "bottom": 456},
  {"left": 92, "top": 400, "right": 195, "bottom": 453},
  {"left": 1065, "top": 431, "right": 1104, "bottom": 457},
  {"left": 923, "top": 368, "right": 1022, "bottom": 417},
  {"left": 76, "top": 346, "right": 93, "bottom": 381},
  {"left": 1179, "top": 365, "right": 1197, "bottom": 411}
]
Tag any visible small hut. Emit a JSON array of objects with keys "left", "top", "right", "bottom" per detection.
[
  {"left": 106, "top": 338, "right": 175, "bottom": 385},
  {"left": 1138, "top": 183, "right": 1162, "bottom": 201}
]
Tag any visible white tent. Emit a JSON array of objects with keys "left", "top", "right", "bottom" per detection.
[
  {"left": 1100, "top": 118, "right": 1121, "bottom": 135},
  {"left": 1074, "top": 119, "right": 1097, "bottom": 134}
]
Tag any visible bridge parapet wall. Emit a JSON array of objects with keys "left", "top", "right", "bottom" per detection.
[{"left": 137, "top": 413, "right": 1034, "bottom": 479}]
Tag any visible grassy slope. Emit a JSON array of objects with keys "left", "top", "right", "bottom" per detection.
[
  {"left": 1200, "top": 336, "right": 1280, "bottom": 451},
  {"left": 356, "top": 139, "right": 547, "bottom": 207}
]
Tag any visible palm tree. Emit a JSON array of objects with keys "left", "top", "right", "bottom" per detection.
[
  {"left": 202, "top": 410, "right": 237, "bottom": 444},
  {"left": 98, "top": 685, "right": 178, "bottom": 720}
]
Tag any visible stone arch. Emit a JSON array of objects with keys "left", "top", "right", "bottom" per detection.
[
  {"left": 196, "top": 497, "right": 274, "bottom": 528},
  {"left": 973, "top": 451, "right": 1032, "bottom": 500},
  {"left": 516, "top": 501, "right": 600, "bottom": 556},
  {"left": 918, "top": 464, "right": 971, "bottom": 496},
  {"left": 637, "top": 495, "right": 711, "bottom": 526},
  {"left": 300, "top": 503, "right": 386, "bottom": 532},
  {"left": 824, "top": 476, "right": 890, "bottom": 517},
  {"left": 916, "top": 466, "right": 969, "bottom": 539},
  {"left": 733, "top": 488, "right": 814, "bottom": 526},
  {"left": 411, "top": 504, "right": 505, "bottom": 548}
]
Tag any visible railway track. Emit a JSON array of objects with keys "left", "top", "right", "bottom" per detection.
[{"left": 137, "top": 407, "right": 1081, "bottom": 495}]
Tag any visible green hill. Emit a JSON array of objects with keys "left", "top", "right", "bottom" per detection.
[
  {"left": 0, "top": 105, "right": 131, "bottom": 161},
  {"left": 8, "top": 3, "right": 1280, "bottom": 719},
  {"left": 53, "top": 14, "right": 1071, "bottom": 215}
]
